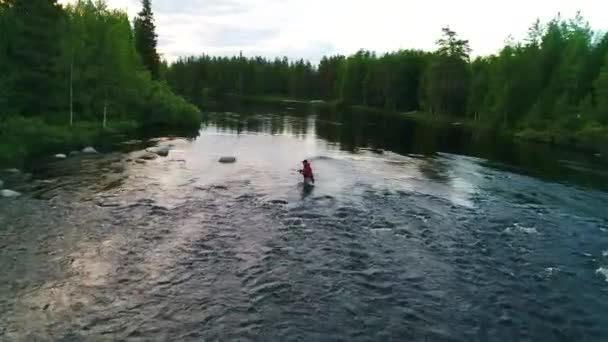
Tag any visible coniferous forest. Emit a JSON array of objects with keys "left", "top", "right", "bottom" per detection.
[
  {"left": 167, "top": 15, "right": 608, "bottom": 147},
  {"left": 0, "top": 0, "right": 199, "bottom": 164},
  {"left": 1, "top": 0, "right": 608, "bottom": 165}
]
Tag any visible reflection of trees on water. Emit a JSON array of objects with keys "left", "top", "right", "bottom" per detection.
[
  {"left": 314, "top": 110, "right": 459, "bottom": 156},
  {"left": 203, "top": 112, "right": 310, "bottom": 138},
  {"left": 417, "top": 158, "right": 452, "bottom": 183},
  {"left": 203, "top": 109, "right": 608, "bottom": 190}
]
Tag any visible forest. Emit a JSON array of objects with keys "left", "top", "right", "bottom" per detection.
[
  {"left": 0, "top": 0, "right": 200, "bottom": 164},
  {"left": 167, "top": 14, "right": 608, "bottom": 148},
  {"left": 2, "top": 0, "right": 607, "bottom": 166}
]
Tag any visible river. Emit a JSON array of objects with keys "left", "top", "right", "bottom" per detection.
[{"left": 1, "top": 110, "right": 608, "bottom": 341}]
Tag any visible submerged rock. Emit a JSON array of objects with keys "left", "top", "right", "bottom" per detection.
[
  {"left": 0, "top": 180, "right": 3, "bottom": 189},
  {"left": 139, "top": 152, "right": 158, "bottom": 161},
  {"left": 82, "top": 147, "right": 98, "bottom": 154},
  {"left": 1, "top": 189, "right": 21, "bottom": 198},
  {"left": 219, "top": 156, "right": 237, "bottom": 163},
  {"left": 146, "top": 146, "right": 171, "bottom": 157},
  {"left": 69, "top": 151, "right": 80, "bottom": 157},
  {"left": 120, "top": 139, "right": 143, "bottom": 145},
  {"left": 55, "top": 154, "right": 67, "bottom": 159},
  {"left": 4, "top": 168, "right": 21, "bottom": 175}
]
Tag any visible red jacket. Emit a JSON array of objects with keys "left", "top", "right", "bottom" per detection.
[{"left": 302, "top": 163, "right": 313, "bottom": 178}]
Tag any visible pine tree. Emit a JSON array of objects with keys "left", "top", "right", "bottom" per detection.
[
  {"left": 422, "top": 28, "right": 471, "bottom": 116},
  {"left": 134, "top": 0, "right": 160, "bottom": 79},
  {"left": 594, "top": 55, "right": 608, "bottom": 124},
  {"left": 11, "top": 0, "right": 63, "bottom": 115}
]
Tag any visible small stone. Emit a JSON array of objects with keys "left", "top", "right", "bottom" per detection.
[
  {"left": 55, "top": 154, "right": 67, "bottom": 159},
  {"left": 82, "top": 147, "right": 98, "bottom": 154},
  {"left": 1, "top": 189, "right": 21, "bottom": 198},
  {"left": 219, "top": 156, "right": 237, "bottom": 163},
  {"left": 135, "top": 159, "right": 146, "bottom": 164}
]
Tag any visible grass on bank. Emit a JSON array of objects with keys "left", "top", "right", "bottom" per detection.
[
  {"left": 0, "top": 117, "right": 137, "bottom": 166},
  {"left": 0, "top": 111, "right": 202, "bottom": 168}
]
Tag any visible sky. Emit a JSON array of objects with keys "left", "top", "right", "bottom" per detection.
[{"left": 58, "top": 0, "right": 608, "bottom": 63}]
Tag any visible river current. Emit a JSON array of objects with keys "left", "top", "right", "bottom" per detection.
[{"left": 1, "top": 111, "right": 608, "bottom": 341}]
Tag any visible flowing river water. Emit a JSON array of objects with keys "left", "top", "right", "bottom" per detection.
[{"left": 1, "top": 110, "right": 608, "bottom": 341}]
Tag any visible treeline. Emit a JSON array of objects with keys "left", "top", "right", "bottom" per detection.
[
  {"left": 0, "top": 0, "right": 200, "bottom": 162},
  {"left": 167, "top": 55, "right": 318, "bottom": 108},
  {"left": 167, "top": 14, "right": 608, "bottom": 144}
]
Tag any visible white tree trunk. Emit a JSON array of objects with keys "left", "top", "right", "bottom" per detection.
[
  {"left": 70, "top": 56, "right": 74, "bottom": 126},
  {"left": 103, "top": 91, "right": 108, "bottom": 129}
]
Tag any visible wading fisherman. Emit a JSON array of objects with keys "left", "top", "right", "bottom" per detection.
[{"left": 299, "top": 160, "right": 315, "bottom": 185}]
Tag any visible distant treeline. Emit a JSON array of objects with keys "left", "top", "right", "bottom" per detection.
[{"left": 167, "top": 15, "right": 608, "bottom": 144}]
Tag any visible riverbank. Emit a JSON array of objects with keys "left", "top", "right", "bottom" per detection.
[
  {"left": 0, "top": 115, "right": 201, "bottom": 168},
  {"left": 217, "top": 94, "right": 608, "bottom": 154}
]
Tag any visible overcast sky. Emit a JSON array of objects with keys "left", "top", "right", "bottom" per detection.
[{"left": 59, "top": 0, "right": 608, "bottom": 63}]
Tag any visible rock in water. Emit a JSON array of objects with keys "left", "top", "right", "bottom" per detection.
[
  {"left": 0, "top": 180, "right": 4, "bottom": 189},
  {"left": 82, "top": 146, "right": 98, "bottom": 154},
  {"left": 139, "top": 152, "right": 158, "bottom": 161},
  {"left": 219, "top": 156, "right": 237, "bottom": 163},
  {"left": 4, "top": 168, "right": 21, "bottom": 174},
  {"left": 69, "top": 151, "right": 80, "bottom": 157},
  {"left": 55, "top": 154, "right": 67, "bottom": 159},
  {"left": 1, "top": 189, "right": 21, "bottom": 198},
  {"left": 120, "top": 139, "right": 142, "bottom": 146},
  {"left": 146, "top": 146, "right": 171, "bottom": 157}
]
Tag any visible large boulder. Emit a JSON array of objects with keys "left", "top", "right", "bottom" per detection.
[
  {"left": 82, "top": 146, "right": 98, "bottom": 154},
  {"left": 1, "top": 189, "right": 21, "bottom": 198},
  {"left": 146, "top": 146, "right": 171, "bottom": 157},
  {"left": 219, "top": 156, "right": 237, "bottom": 164},
  {"left": 55, "top": 154, "right": 67, "bottom": 159}
]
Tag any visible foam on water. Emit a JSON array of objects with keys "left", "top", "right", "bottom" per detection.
[
  {"left": 3, "top": 112, "right": 608, "bottom": 341},
  {"left": 597, "top": 267, "right": 608, "bottom": 282},
  {"left": 504, "top": 223, "right": 540, "bottom": 235}
]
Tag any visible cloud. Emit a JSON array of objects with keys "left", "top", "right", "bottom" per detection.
[{"left": 59, "top": 0, "right": 608, "bottom": 63}]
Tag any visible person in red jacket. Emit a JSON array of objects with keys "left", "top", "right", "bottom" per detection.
[{"left": 299, "top": 160, "right": 315, "bottom": 184}]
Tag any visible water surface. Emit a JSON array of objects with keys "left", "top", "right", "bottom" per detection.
[{"left": 1, "top": 111, "right": 608, "bottom": 341}]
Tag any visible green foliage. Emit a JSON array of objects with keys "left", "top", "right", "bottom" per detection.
[
  {"left": 139, "top": 82, "right": 202, "bottom": 130},
  {"left": 0, "top": 0, "right": 201, "bottom": 165},
  {"left": 166, "top": 54, "right": 319, "bottom": 107},
  {"left": 134, "top": 0, "right": 160, "bottom": 79},
  {"left": 0, "top": 116, "right": 136, "bottom": 165},
  {"left": 436, "top": 27, "right": 472, "bottom": 61},
  {"left": 166, "top": 14, "right": 608, "bottom": 148},
  {"left": 10, "top": 0, "right": 63, "bottom": 115}
]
